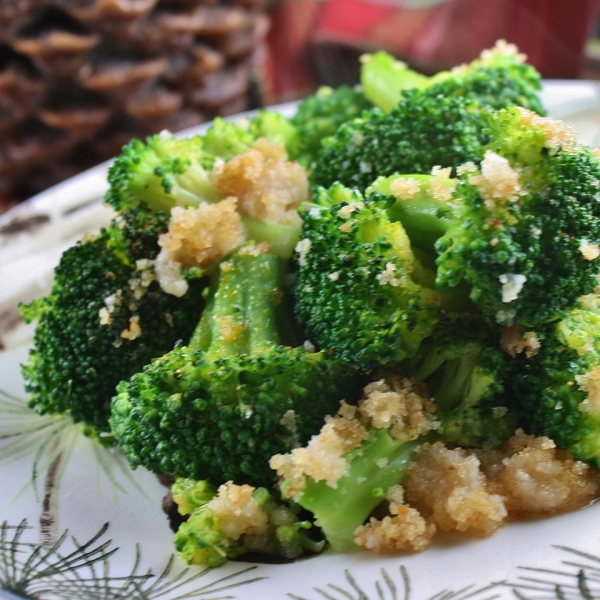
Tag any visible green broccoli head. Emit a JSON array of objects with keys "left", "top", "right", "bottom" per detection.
[
  {"left": 111, "top": 248, "right": 363, "bottom": 486},
  {"left": 293, "top": 183, "right": 456, "bottom": 369},
  {"left": 201, "top": 111, "right": 299, "bottom": 164},
  {"left": 435, "top": 107, "right": 600, "bottom": 328},
  {"left": 105, "top": 132, "right": 219, "bottom": 213},
  {"left": 290, "top": 85, "right": 372, "bottom": 167},
  {"left": 514, "top": 294, "right": 600, "bottom": 465},
  {"left": 173, "top": 480, "right": 323, "bottom": 567},
  {"left": 311, "top": 89, "right": 489, "bottom": 192},
  {"left": 20, "top": 208, "right": 205, "bottom": 436},
  {"left": 360, "top": 40, "right": 545, "bottom": 116}
]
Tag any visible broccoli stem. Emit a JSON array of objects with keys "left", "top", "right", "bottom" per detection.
[
  {"left": 190, "top": 251, "right": 282, "bottom": 359},
  {"left": 368, "top": 174, "right": 455, "bottom": 250},
  {"left": 294, "top": 431, "right": 422, "bottom": 552}
]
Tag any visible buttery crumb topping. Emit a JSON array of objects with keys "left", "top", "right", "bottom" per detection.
[
  {"left": 390, "top": 177, "right": 421, "bottom": 200},
  {"left": 214, "top": 140, "right": 308, "bottom": 226},
  {"left": 500, "top": 325, "right": 541, "bottom": 358},
  {"left": 158, "top": 198, "right": 246, "bottom": 269},
  {"left": 517, "top": 107, "right": 577, "bottom": 154},
  {"left": 467, "top": 150, "right": 522, "bottom": 207}
]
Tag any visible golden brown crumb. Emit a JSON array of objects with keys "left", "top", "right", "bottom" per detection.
[
  {"left": 579, "top": 239, "right": 600, "bottom": 261},
  {"left": 354, "top": 499, "right": 436, "bottom": 552},
  {"left": 500, "top": 325, "right": 541, "bottom": 358},
  {"left": 467, "top": 150, "right": 522, "bottom": 207},
  {"left": 209, "top": 482, "right": 268, "bottom": 540},
  {"left": 576, "top": 366, "right": 600, "bottom": 415},
  {"left": 159, "top": 198, "right": 245, "bottom": 269},
  {"left": 214, "top": 140, "right": 308, "bottom": 226},
  {"left": 480, "top": 39, "right": 527, "bottom": 63},
  {"left": 404, "top": 442, "right": 507, "bottom": 536},
  {"left": 270, "top": 377, "right": 436, "bottom": 497},
  {"left": 390, "top": 177, "right": 421, "bottom": 200},
  {"left": 517, "top": 107, "right": 577, "bottom": 154},
  {"left": 429, "top": 166, "right": 457, "bottom": 202},
  {"left": 120, "top": 315, "right": 142, "bottom": 341},
  {"left": 359, "top": 377, "right": 436, "bottom": 440},
  {"left": 484, "top": 430, "right": 598, "bottom": 517}
]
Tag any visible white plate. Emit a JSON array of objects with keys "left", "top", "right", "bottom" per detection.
[{"left": 2, "top": 84, "right": 600, "bottom": 600}]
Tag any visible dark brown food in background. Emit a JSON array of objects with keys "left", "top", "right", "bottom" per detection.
[{"left": 0, "top": 0, "right": 269, "bottom": 209}]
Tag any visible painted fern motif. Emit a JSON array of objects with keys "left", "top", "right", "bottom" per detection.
[
  {"left": 288, "top": 565, "right": 505, "bottom": 600},
  {"left": 0, "top": 520, "right": 265, "bottom": 600}
]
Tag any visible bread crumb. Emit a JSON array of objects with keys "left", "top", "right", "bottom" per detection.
[
  {"left": 430, "top": 166, "right": 456, "bottom": 202},
  {"left": 468, "top": 150, "right": 522, "bottom": 207},
  {"left": 405, "top": 442, "right": 507, "bottom": 535},
  {"left": 390, "top": 177, "right": 421, "bottom": 200},
  {"left": 499, "top": 273, "right": 527, "bottom": 303},
  {"left": 354, "top": 500, "right": 436, "bottom": 552},
  {"left": 209, "top": 482, "right": 268, "bottom": 540},
  {"left": 120, "top": 315, "right": 142, "bottom": 341},
  {"left": 580, "top": 239, "right": 600, "bottom": 261},
  {"left": 480, "top": 39, "right": 527, "bottom": 63},
  {"left": 295, "top": 238, "right": 311, "bottom": 267},
  {"left": 576, "top": 366, "right": 600, "bottom": 416},
  {"left": 500, "top": 325, "right": 540, "bottom": 358},
  {"left": 154, "top": 248, "right": 189, "bottom": 297},
  {"left": 159, "top": 198, "right": 245, "bottom": 269},
  {"left": 484, "top": 430, "right": 598, "bottom": 517},
  {"left": 518, "top": 107, "right": 577, "bottom": 154},
  {"left": 215, "top": 140, "right": 308, "bottom": 226}
]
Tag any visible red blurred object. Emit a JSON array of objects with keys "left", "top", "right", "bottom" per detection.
[{"left": 266, "top": 0, "right": 600, "bottom": 102}]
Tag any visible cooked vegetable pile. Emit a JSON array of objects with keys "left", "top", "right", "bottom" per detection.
[{"left": 20, "top": 40, "right": 600, "bottom": 565}]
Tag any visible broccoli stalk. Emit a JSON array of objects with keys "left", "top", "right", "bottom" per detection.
[
  {"left": 288, "top": 431, "right": 422, "bottom": 552},
  {"left": 111, "top": 247, "right": 363, "bottom": 487}
]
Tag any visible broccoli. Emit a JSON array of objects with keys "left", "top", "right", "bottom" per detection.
[
  {"left": 513, "top": 294, "right": 600, "bottom": 466},
  {"left": 172, "top": 479, "right": 323, "bottom": 567},
  {"left": 111, "top": 247, "right": 363, "bottom": 487},
  {"left": 293, "top": 182, "right": 467, "bottom": 369},
  {"left": 312, "top": 89, "right": 490, "bottom": 192},
  {"left": 20, "top": 208, "right": 205, "bottom": 435},
  {"left": 400, "top": 320, "right": 519, "bottom": 448},
  {"left": 360, "top": 40, "right": 545, "bottom": 116},
  {"left": 201, "top": 110, "right": 300, "bottom": 164},
  {"left": 313, "top": 41, "right": 546, "bottom": 193},
  {"left": 290, "top": 85, "right": 372, "bottom": 167},
  {"left": 366, "top": 107, "right": 600, "bottom": 329},
  {"left": 270, "top": 376, "right": 437, "bottom": 552},
  {"left": 106, "top": 124, "right": 304, "bottom": 260}
]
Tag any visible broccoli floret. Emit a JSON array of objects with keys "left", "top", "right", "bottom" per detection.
[
  {"left": 105, "top": 124, "right": 305, "bottom": 260},
  {"left": 290, "top": 85, "right": 372, "bottom": 167},
  {"left": 270, "top": 376, "right": 436, "bottom": 552},
  {"left": 111, "top": 247, "right": 363, "bottom": 486},
  {"left": 360, "top": 51, "right": 428, "bottom": 113},
  {"left": 401, "top": 321, "right": 519, "bottom": 448},
  {"left": 20, "top": 208, "right": 205, "bottom": 436},
  {"left": 312, "top": 89, "right": 490, "bottom": 192},
  {"left": 368, "top": 108, "right": 600, "bottom": 329},
  {"left": 293, "top": 183, "right": 467, "bottom": 369},
  {"left": 201, "top": 111, "right": 299, "bottom": 164},
  {"left": 105, "top": 132, "right": 219, "bottom": 213},
  {"left": 360, "top": 41, "right": 545, "bottom": 115},
  {"left": 513, "top": 294, "right": 600, "bottom": 465},
  {"left": 172, "top": 479, "right": 323, "bottom": 567}
]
